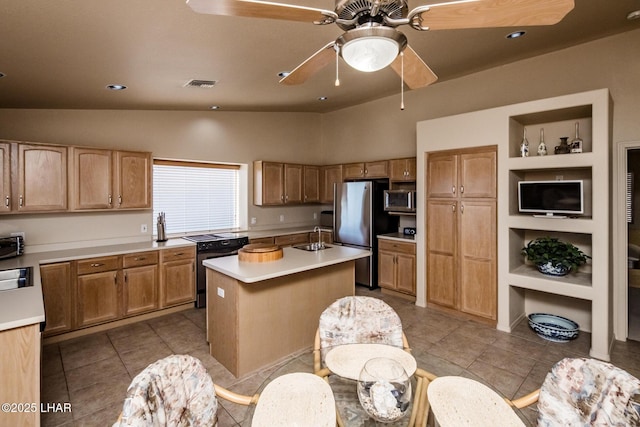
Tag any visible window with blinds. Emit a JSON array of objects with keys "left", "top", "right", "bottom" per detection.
[{"left": 153, "top": 160, "right": 240, "bottom": 235}]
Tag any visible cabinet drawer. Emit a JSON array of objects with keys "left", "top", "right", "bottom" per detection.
[
  {"left": 123, "top": 251, "right": 158, "bottom": 268},
  {"left": 161, "top": 246, "right": 196, "bottom": 262},
  {"left": 249, "top": 237, "right": 275, "bottom": 245},
  {"left": 378, "top": 239, "right": 416, "bottom": 255},
  {"left": 77, "top": 256, "right": 120, "bottom": 275},
  {"left": 274, "top": 233, "right": 309, "bottom": 247}
]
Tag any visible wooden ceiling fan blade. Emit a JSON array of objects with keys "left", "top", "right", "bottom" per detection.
[
  {"left": 390, "top": 45, "right": 438, "bottom": 90},
  {"left": 186, "top": 0, "right": 336, "bottom": 24},
  {"left": 409, "top": 0, "right": 574, "bottom": 31},
  {"left": 280, "top": 42, "right": 336, "bottom": 85}
]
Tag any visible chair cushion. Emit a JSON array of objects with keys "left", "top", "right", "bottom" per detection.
[
  {"left": 318, "top": 296, "right": 404, "bottom": 360},
  {"left": 537, "top": 357, "right": 640, "bottom": 426},
  {"left": 117, "top": 355, "right": 217, "bottom": 427}
]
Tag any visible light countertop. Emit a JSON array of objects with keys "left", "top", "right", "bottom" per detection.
[
  {"left": 378, "top": 233, "right": 416, "bottom": 243},
  {"left": 203, "top": 245, "right": 370, "bottom": 283},
  {"left": 0, "top": 238, "right": 195, "bottom": 333}
]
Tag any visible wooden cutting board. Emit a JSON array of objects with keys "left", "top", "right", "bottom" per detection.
[{"left": 238, "top": 243, "right": 283, "bottom": 262}]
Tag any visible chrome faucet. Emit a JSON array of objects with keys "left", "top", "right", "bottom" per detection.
[{"left": 313, "top": 226, "right": 324, "bottom": 249}]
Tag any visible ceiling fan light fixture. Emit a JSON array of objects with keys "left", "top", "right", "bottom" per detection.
[{"left": 337, "top": 26, "right": 407, "bottom": 73}]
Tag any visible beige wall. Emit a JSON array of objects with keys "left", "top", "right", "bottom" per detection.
[{"left": 1, "top": 29, "right": 638, "bottom": 251}]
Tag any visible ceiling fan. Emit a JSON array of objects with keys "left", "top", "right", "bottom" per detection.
[{"left": 186, "top": 0, "right": 575, "bottom": 89}]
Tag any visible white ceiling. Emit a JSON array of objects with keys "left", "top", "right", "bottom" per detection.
[{"left": 1, "top": 0, "right": 639, "bottom": 113}]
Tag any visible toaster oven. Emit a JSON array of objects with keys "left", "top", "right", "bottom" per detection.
[{"left": 0, "top": 236, "right": 24, "bottom": 260}]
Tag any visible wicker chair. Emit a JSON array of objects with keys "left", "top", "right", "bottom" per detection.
[
  {"left": 313, "top": 296, "right": 436, "bottom": 427},
  {"left": 114, "top": 354, "right": 335, "bottom": 426},
  {"left": 507, "top": 357, "right": 640, "bottom": 426}
]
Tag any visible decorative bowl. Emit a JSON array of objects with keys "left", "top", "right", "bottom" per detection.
[
  {"left": 536, "top": 262, "right": 570, "bottom": 276},
  {"left": 528, "top": 313, "right": 579, "bottom": 342},
  {"left": 357, "top": 357, "right": 411, "bottom": 423}
]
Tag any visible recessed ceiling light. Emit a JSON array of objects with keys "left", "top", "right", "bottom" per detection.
[
  {"left": 278, "top": 71, "right": 290, "bottom": 78},
  {"left": 209, "top": 105, "right": 220, "bottom": 110},
  {"left": 318, "top": 96, "right": 328, "bottom": 101},
  {"left": 106, "top": 84, "right": 127, "bottom": 90},
  {"left": 185, "top": 79, "right": 217, "bottom": 88},
  {"left": 506, "top": 31, "right": 526, "bottom": 39},
  {"left": 628, "top": 10, "right": 640, "bottom": 20}
]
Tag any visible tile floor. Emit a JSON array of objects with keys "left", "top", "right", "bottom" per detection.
[{"left": 41, "top": 287, "right": 640, "bottom": 426}]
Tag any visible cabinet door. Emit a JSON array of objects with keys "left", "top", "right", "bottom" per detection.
[
  {"left": 343, "top": 163, "right": 365, "bottom": 179},
  {"left": 458, "top": 200, "right": 496, "bottom": 320},
  {"left": 115, "top": 151, "right": 152, "bottom": 209},
  {"left": 303, "top": 165, "right": 320, "bottom": 203},
  {"left": 70, "top": 147, "right": 113, "bottom": 210},
  {"left": 364, "top": 160, "right": 388, "bottom": 178},
  {"left": 284, "top": 164, "right": 303, "bottom": 204},
  {"left": 76, "top": 270, "right": 120, "bottom": 328},
  {"left": 378, "top": 250, "right": 397, "bottom": 290},
  {"left": 161, "top": 258, "right": 195, "bottom": 307},
  {"left": 40, "top": 262, "right": 73, "bottom": 336},
  {"left": 17, "top": 143, "right": 67, "bottom": 211},
  {"left": 258, "top": 161, "right": 284, "bottom": 205},
  {"left": 396, "top": 253, "right": 416, "bottom": 295},
  {"left": 389, "top": 158, "right": 416, "bottom": 181},
  {"left": 427, "top": 153, "right": 457, "bottom": 198},
  {"left": 426, "top": 200, "right": 457, "bottom": 308},
  {"left": 0, "top": 142, "right": 10, "bottom": 213},
  {"left": 320, "top": 165, "right": 342, "bottom": 204},
  {"left": 459, "top": 150, "right": 496, "bottom": 198},
  {"left": 123, "top": 265, "right": 158, "bottom": 316}
]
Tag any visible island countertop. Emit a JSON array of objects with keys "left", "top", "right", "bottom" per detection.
[{"left": 203, "top": 245, "right": 370, "bottom": 283}]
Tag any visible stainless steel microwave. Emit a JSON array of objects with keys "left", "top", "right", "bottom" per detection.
[
  {"left": 383, "top": 190, "right": 416, "bottom": 213},
  {"left": 0, "top": 235, "right": 24, "bottom": 260}
]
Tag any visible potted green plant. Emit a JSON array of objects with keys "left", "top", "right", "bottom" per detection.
[{"left": 521, "top": 237, "right": 590, "bottom": 276}]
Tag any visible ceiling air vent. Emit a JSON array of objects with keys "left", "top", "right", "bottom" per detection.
[{"left": 184, "top": 79, "right": 217, "bottom": 88}]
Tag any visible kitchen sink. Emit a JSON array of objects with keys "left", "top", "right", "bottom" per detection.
[
  {"left": 293, "top": 243, "right": 332, "bottom": 252},
  {"left": 0, "top": 267, "right": 33, "bottom": 291}
]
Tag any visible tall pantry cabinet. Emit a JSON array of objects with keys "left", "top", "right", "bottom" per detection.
[{"left": 426, "top": 146, "right": 497, "bottom": 322}]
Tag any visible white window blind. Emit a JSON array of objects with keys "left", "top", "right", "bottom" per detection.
[{"left": 153, "top": 160, "right": 240, "bottom": 234}]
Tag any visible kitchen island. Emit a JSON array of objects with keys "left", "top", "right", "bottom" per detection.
[{"left": 203, "top": 245, "right": 370, "bottom": 377}]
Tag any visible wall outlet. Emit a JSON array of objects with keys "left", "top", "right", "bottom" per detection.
[
  {"left": 251, "top": 217, "right": 257, "bottom": 225},
  {"left": 141, "top": 224, "right": 148, "bottom": 233},
  {"left": 313, "top": 212, "right": 317, "bottom": 220},
  {"left": 555, "top": 175, "right": 563, "bottom": 180},
  {"left": 217, "top": 287, "right": 225, "bottom": 298},
  {"left": 279, "top": 214, "right": 285, "bottom": 222}
]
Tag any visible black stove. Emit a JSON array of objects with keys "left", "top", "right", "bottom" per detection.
[{"left": 183, "top": 232, "right": 250, "bottom": 308}]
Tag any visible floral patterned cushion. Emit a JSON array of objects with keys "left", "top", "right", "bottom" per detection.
[
  {"left": 115, "top": 355, "right": 217, "bottom": 427},
  {"left": 537, "top": 357, "right": 640, "bottom": 427},
  {"left": 318, "top": 296, "right": 404, "bottom": 363}
]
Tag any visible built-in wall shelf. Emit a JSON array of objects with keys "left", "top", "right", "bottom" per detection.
[
  {"left": 507, "top": 152, "right": 594, "bottom": 170},
  {"left": 507, "top": 216, "right": 595, "bottom": 233},
  {"left": 507, "top": 266, "right": 592, "bottom": 300}
]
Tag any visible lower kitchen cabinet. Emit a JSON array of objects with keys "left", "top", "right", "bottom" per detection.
[
  {"left": 76, "top": 256, "right": 121, "bottom": 328},
  {"left": 378, "top": 239, "right": 416, "bottom": 296},
  {"left": 123, "top": 251, "right": 159, "bottom": 316},
  {"left": 160, "top": 246, "right": 196, "bottom": 307},
  {"left": 40, "top": 262, "right": 73, "bottom": 336}
]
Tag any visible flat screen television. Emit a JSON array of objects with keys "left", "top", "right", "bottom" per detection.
[{"left": 518, "top": 180, "right": 584, "bottom": 217}]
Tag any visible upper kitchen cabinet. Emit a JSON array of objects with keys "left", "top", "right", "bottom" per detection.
[
  {"left": 17, "top": 142, "right": 68, "bottom": 212},
  {"left": 427, "top": 149, "right": 496, "bottom": 199},
  {"left": 303, "top": 165, "right": 320, "bottom": 203},
  {"left": 389, "top": 158, "right": 416, "bottom": 182},
  {"left": 343, "top": 160, "right": 388, "bottom": 180},
  {"left": 114, "top": 151, "right": 152, "bottom": 209},
  {"left": 320, "top": 164, "right": 342, "bottom": 204},
  {"left": 254, "top": 160, "right": 321, "bottom": 205},
  {"left": 70, "top": 148, "right": 152, "bottom": 211},
  {"left": 0, "top": 142, "right": 10, "bottom": 213}
]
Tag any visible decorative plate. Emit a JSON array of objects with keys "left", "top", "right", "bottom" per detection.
[{"left": 528, "top": 313, "right": 579, "bottom": 342}]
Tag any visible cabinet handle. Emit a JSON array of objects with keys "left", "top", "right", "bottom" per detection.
[
  {"left": 90, "top": 263, "right": 104, "bottom": 267},
  {"left": 461, "top": 204, "right": 465, "bottom": 214},
  {"left": 118, "top": 195, "right": 122, "bottom": 205},
  {"left": 19, "top": 195, "right": 23, "bottom": 207},
  {"left": 452, "top": 186, "right": 456, "bottom": 194},
  {"left": 114, "top": 273, "right": 118, "bottom": 284},
  {"left": 460, "top": 186, "right": 464, "bottom": 194},
  {"left": 124, "top": 272, "right": 128, "bottom": 283},
  {"left": 4, "top": 196, "right": 8, "bottom": 207},
  {"left": 135, "top": 256, "right": 146, "bottom": 261},
  {"left": 108, "top": 194, "right": 112, "bottom": 205},
  {"left": 452, "top": 204, "right": 456, "bottom": 212},
  {"left": 174, "top": 252, "right": 184, "bottom": 257}
]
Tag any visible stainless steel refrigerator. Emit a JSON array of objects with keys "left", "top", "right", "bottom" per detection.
[{"left": 334, "top": 180, "right": 399, "bottom": 289}]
